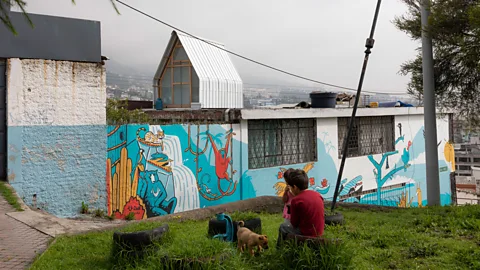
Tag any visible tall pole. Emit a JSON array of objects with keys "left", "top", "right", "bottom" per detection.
[
  {"left": 421, "top": 0, "right": 440, "bottom": 206},
  {"left": 331, "top": 0, "right": 382, "bottom": 212}
]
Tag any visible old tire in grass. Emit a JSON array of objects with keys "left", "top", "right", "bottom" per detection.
[
  {"left": 325, "top": 212, "right": 344, "bottom": 226},
  {"left": 208, "top": 218, "right": 261, "bottom": 242},
  {"left": 113, "top": 224, "right": 170, "bottom": 258}
]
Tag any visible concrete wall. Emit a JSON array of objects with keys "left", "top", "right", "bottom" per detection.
[
  {"left": 107, "top": 113, "right": 454, "bottom": 220},
  {"left": 7, "top": 58, "right": 106, "bottom": 217}
]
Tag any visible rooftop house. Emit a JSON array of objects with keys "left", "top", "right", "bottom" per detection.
[{"left": 153, "top": 31, "right": 243, "bottom": 109}]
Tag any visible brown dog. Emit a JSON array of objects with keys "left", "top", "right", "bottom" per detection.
[{"left": 236, "top": 221, "right": 269, "bottom": 256}]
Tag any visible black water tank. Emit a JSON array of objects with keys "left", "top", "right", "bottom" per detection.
[{"left": 310, "top": 92, "right": 337, "bottom": 108}]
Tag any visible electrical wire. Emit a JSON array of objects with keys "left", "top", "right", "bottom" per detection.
[{"left": 115, "top": 0, "right": 408, "bottom": 96}]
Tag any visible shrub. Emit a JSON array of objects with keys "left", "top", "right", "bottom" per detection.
[
  {"left": 106, "top": 98, "right": 150, "bottom": 124},
  {"left": 94, "top": 209, "right": 105, "bottom": 218},
  {"left": 81, "top": 202, "right": 89, "bottom": 214},
  {"left": 125, "top": 212, "right": 136, "bottom": 221}
]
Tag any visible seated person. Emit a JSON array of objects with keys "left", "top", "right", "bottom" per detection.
[{"left": 277, "top": 169, "right": 325, "bottom": 247}]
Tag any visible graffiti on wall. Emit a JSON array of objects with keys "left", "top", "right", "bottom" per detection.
[
  {"left": 106, "top": 116, "right": 454, "bottom": 220},
  {"left": 106, "top": 124, "right": 240, "bottom": 220},
  {"left": 273, "top": 163, "right": 331, "bottom": 197},
  {"left": 185, "top": 125, "right": 238, "bottom": 201}
]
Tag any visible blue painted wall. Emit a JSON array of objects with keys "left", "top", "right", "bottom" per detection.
[
  {"left": 8, "top": 125, "right": 107, "bottom": 217},
  {"left": 8, "top": 114, "right": 453, "bottom": 219},
  {"left": 107, "top": 116, "right": 454, "bottom": 220}
]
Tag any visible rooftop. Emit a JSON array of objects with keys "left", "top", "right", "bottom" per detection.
[{"left": 144, "top": 106, "right": 441, "bottom": 123}]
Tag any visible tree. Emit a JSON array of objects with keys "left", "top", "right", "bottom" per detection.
[
  {"left": 394, "top": 0, "right": 480, "bottom": 126},
  {"left": 0, "top": 0, "right": 118, "bottom": 35},
  {"left": 106, "top": 99, "right": 150, "bottom": 124}
]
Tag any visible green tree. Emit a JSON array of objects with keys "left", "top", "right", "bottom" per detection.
[
  {"left": 394, "top": 0, "right": 480, "bottom": 126},
  {"left": 1, "top": 0, "right": 118, "bottom": 35},
  {"left": 106, "top": 99, "right": 151, "bottom": 124}
]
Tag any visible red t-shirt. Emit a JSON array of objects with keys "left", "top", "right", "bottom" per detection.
[{"left": 290, "top": 190, "right": 325, "bottom": 237}]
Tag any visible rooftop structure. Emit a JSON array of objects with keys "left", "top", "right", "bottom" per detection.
[{"left": 153, "top": 31, "right": 243, "bottom": 109}]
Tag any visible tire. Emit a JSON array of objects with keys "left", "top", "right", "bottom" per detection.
[
  {"left": 113, "top": 224, "right": 170, "bottom": 258},
  {"left": 208, "top": 218, "right": 262, "bottom": 242},
  {"left": 325, "top": 212, "right": 345, "bottom": 226}
]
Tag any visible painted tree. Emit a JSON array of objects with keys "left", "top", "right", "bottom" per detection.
[
  {"left": 0, "top": 0, "right": 118, "bottom": 35},
  {"left": 394, "top": 0, "right": 480, "bottom": 126},
  {"left": 368, "top": 133, "right": 411, "bottom": 205},
  {"left": 368, "top": 151, "right": 409, "bottom": 205}
]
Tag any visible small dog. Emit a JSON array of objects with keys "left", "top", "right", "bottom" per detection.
[{"left": 236, "top": 221, "right": 269, "bottom": 256}]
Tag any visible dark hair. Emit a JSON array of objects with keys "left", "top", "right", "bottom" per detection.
[{"left": 284, "top": 169, "right": 309, "bottom": 190}]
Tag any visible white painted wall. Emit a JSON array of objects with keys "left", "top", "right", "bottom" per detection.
[
  {"left": 315, "top": 112, "right": 452, "bottom": 206},
  {"left": 6, "top": 58, "right": 106, "bottom": 126}
]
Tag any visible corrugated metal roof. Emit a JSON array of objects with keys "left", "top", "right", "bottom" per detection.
[{"left": 153, "top": 31, "right": 243, "bottom": 109}]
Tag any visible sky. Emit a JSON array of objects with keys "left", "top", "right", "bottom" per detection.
[{"left": 16, "top": 0, "right": 419, "bottom": 94}]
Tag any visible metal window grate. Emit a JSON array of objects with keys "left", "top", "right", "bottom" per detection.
[
  {"left": 248, "top": 119, "right": 317, "bottom": 169},
  {"left": 338, "top": 116, "right": 395, "bottom": 158}
]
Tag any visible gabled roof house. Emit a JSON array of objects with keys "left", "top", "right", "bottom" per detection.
[{"left": 153, "top": 31, "right": 243, "bottom": 109}]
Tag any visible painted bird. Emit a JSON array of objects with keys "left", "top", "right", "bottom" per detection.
[{"left": 401, "top": 141, "right": 412, "bottom": 172}]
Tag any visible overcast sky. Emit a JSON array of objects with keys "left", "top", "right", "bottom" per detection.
[{"left": 17, "top": 0, "right": 418, "bottom": 94}]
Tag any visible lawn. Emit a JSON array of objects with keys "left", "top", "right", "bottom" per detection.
[
  {"left": 31, "top": 205, "right": 480, "bottom": 270},
  {"left": 0, "top": 181, "right": 23, "bottom": 211}
]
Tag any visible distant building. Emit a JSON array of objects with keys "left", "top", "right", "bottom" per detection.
[
  {"left": 153, "top": 31, "right": 243, "bottom": 109},
  {"left": 454, "top": 143, "right": 480, "bottom": 177}
]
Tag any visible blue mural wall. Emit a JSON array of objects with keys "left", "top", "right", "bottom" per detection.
[
  {"left": 106, "top": 124, "right": 248, "bottom": 219},
  {"left": 107, "top": 115, "right": 454, "bottom": 220}
]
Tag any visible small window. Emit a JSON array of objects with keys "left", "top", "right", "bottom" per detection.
[
  {"left": 338, "top": 116, "right": 395, "bottom": 158},
  {"left": 474, "top": 158, "right": 480, "bottom": 163},
  {"left": 248, "top": 119, "right": 317, "bottom": 169},
  {"left": 173, "top": 47, "right": 188, "bottom": 61},
  {"left": 459, "top": 165, "right": 471, "bottom": 171},
  {"left": 458, "top": 157, "right": 470, "bottom": 163}
]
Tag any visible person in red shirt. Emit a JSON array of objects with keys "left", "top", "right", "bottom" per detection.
[{"left": 277, "top": 169, "right": 325, "bottom": 248}]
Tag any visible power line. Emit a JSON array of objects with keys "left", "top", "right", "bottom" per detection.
[{"left": 115, "top": 0, "right": 408, "bottom": 96}]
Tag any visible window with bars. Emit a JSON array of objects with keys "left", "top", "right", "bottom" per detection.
[
  {"left": 337, "top": 116, "right": 395, "bottom": 158},
  {"left": 248, "top": 119, "right": 317, "bottom": 169}
]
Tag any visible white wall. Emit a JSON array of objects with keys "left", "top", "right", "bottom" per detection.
[{"left": 7, "top": 59, "right": 106, "bottom": 126}]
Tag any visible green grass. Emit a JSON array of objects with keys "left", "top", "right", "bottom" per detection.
[
  {"left": 0, "top": 181, "right": 24, "bottom": 211},
  {"left": 30, "top": 205, "right": 480, "bottom": 270}
]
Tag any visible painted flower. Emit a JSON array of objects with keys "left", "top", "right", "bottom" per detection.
[
  {"left": 321, "top": 178, "right": 328, "bottom": 188},
  {"left": 309, "top": 177, "right": 315, "bottom": 186},
  {"left": 278, "top": 172, "right": 283, "bottom": 179}
]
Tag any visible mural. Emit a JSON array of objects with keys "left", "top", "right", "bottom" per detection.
[
  {"left": 273, "top": 163, "right": 331, "bottom": 197},
  {"left": 106, "top": 124, "right": 241, "bottom": 220},
  {"left": 106, "top": 115, "right": 454, "bottom": 219},
  {"left": 185, "top": 125, "right": 238, "bottom": 201}
]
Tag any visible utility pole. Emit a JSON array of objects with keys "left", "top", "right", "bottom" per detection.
[
  {"left": 330, "top": 0, "right": 382, "bottom": 212},
  {"left": 421, "top": 0, "right": 441, "bottom": 206}
]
